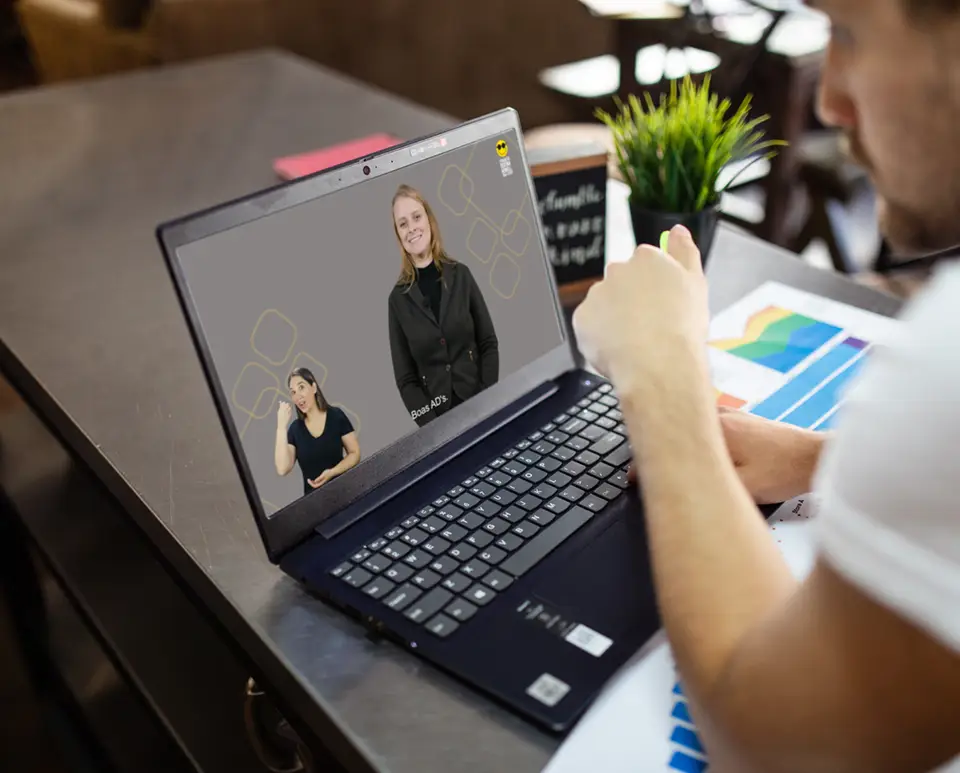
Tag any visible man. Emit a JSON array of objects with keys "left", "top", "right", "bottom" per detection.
[{"left": 573, "top": 1, "right": 960, "bottom": 771}]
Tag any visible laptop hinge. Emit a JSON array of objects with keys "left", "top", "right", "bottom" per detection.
[{"left": 316, "top": 380, "right": 559, "bottom": 540}]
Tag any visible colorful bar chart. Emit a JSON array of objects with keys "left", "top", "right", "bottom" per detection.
[
  {"left": 749, "top": 337, "right": 867, "bottom": 424},
  {"left": 780, "top": 355, "right": 864, "bottom": 428},
  {"left": 711, "top": 306, "right": 842, "bottom": 374}
]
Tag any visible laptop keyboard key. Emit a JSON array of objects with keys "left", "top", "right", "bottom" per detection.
[
  {"left": 436, "top": 504, "right": 463, "bottom": 521},
  {"left": 490, "top": 489, "right": 517, "bottom": 506},
  {"left": 547, "top": 431, "right": 570, "bottom": 445},
  {"left": 532, "top": 441, "right": 556, "bottom": 455},
  {"left": 445, "top": 598, "right": 478, "bottom": 622},
  {"left": 475, "top": 468, "right": 492, "bottom": 479},
  {"left": 580, "top": 494, "right": 608, "bottom": 513},
  {"left": 403, "top": 550, "right": 432, "bottom": 569},
  {"left": 447, "top": 485, "right": 465, "bottom": 498},
  {"left": 561, "top": 418, "right": 587, "bottom": 434},
  {"left": 596, "top": 416, "right": 618, "bottom": 430},
  {"left": 420, "top": 516, "right": 447, "bottom": 534},
  {"left": 405, "top": 588, "right": 453, "bottom": 623},
  {"left": 385, "top": 526, "right": 404, "bottom": 540},
  {"left": 461, "top": 559, "right": 490, "bottom": 579},
  {"left": 385, "top": 563, "right": 415, "bottom": 583},
  {"left": 330, "top": 562, "right": 352, "bottom": 578},
  {"left": 441, "top": 573, "right": 473, "bottom": 593},
  {"left": 551, "top": 445, "right": 577, "bottom": 462},
  {"left": 425, "top": 614, "right": 460, "bottom": 639},
  {"left": 536, "top": 457, "right": 563, "bottom": 473},
  {"left": 383, "top": 541, "right": 411, "bottom": 560},
  {"left": 487, "top": 470, "right": 511, "bottom": 487},
  {"left": 384, "top": 584, "right": 422, "bottom": 612},
  {"left": 483, "top": 570, "right": 513, "bottom": 591},
  {"left": 566, "top": 436, "right": 591, "bottom": 452},
  {"left": 515, "top": 440, "right": 532, "bottom": 450},
  {"left": 402, "top": 529, "right": 429, "bottom": 547},
  {"left": 544, "top": 497, "right": 571, "bottom": 514},
  {"left": 562, "top": 460, "right": 587, "bottom": 476},
  {"left": 610, "top": 470, "right": 631, "bottom": 489},
  {"left": 589, "top": 402, "right": 610, "bottom": 415},
  {"left": 607, "top": 408, "right": 623, "bottom": 422},
  {"left": 422, "top": 537, "right": 451, "bottom": 556},
  {"left": 528, "top": 431, "right": 544, "bottom": 442},
  {"left": 465, "top": 585, "right": 496, "bottom": 606},
  {"left": 589, "top": 462, "right": 615, "bottom": 480},
  {"left": 454, "top": 493, "right": 480, "bottom": 510},
  {"left": 432, "top": 495, "right": 450, "bottom": 507},
  {"left": 606, "top": 444, "right": 632, "bottom": 467},
  {"left": 531, "top": 483, "right": 557, "bottom": 500},
  {"left": 498, "top": 506, "right": 526, "bottom": 524},
  {"left": 541, "top": 422, "right": 557, "bottom": 434},
  {"left": 343, "top": 568, "right": 372, "bottom": 588},
  {"left": 457, "top": 512, "right": 485, "bottom": 530},
  {"left": 529, "top": 509, "right": 556, "bottom": 526},
  {"left": 560, "top": 486, "right": 585, "bottom": 503},
  {"left": 546, "top": 471, "right": 572, "bottom": 488},
  {"left": 471, "top": 481, "right": 496, "bottom": 498},
  {"left": 418, "top": 505, "right": 436, "bottom": 517},
  {"left": 483, "top": 518, "right": 511, "bottom": 535},
  {"left": 502, "top": 449, "right": 519, "bottom": 459},
  {"left": 441, "top": 523, "right": 468, "bottom": 542},
  {"left": 363, "top": 578, "right": 396, "bottom": 599},
  {"left": 401, "top": 516, "right": 420, "bottom": 528},
  {"left": 474, "top": 501, "right": 501, "bottom": 518},
  {"left": 578, "top": 409, "right": 599, "bottom": 423},
  {"left": 489, "top": 457, "right": 506, "bottom": 468},
  {"left": 579, "top": 425, "right": 605, "bottom": 441},
  {"left": 430, "top": 556, "right": 461, "bottom": 576},
  {"left": 521, "top": 467, "right": 548, "bottom": 484},
  {"left": 596, "top": 483, "right": 621, "bottom": 500},
  {"left": 590, "top": 432, "right": 625, "bottom": 457},
  {"left": 500, "top": 506, "right": 593, "bottom": 578},
  {"left": 517, "top": 451, "right": 541, "bottom": 466},
  {"left": 466, "top": 531, "right": 494, "bottom": 548},
  {"left": 362, "top": 554, "right": 392, "bottom": 573},
  {"left": 512, "top": 521, "right": 540, "bottom": 539},
  {"left": 478, "top": 546, "right": 507, "bottom": 565},
  {"left": 351, "top": 548, "right": 372, "bottom": 563},
  {"left": 574, "top": 474, "right": 601, "bottom": 492},
  {"left": 502, "top": 461, "right": 526, "bottom": 477},
  {"left": 495, "top": 533, "right": 524, "bottom": 552},
  {"left": 575, "top": 450, "right": 601, "bottom": 466},
  {"left": 448, "top": 543, "right": 477, "bottom": 562},
  {"left": 366, "top": 537, "right": 388, "bottom": 552},
  {"left": 461, "top": 477, "right": 478, "bottom": 488},
  {"left": 412, "top": 570, "right": 441, "bottom": 589},
  {"left": 506, "top": 478, "right": 532, "bottom": 495}
]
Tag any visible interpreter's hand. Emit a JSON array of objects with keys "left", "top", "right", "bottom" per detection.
[
  {"left": 308, "top": 469, "right": 335, "bottom": 489},
  {"left": 572, "top": 225, "right": 708, "bottom": 389},
  {"left": 277, "top": 401, "right": 294, "bottom": 428},
  {"left": 719, "top": 409, "right": 826, "bottom": 504}
]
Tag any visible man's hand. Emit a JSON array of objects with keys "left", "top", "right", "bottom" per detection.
[
  {"left": 308, "top": 469, "right": 335, "bottom": 489},
  {"left": 277, "top": 401, "right": 294, "bottom": 428},
  {"left": 572, "top": 225, "right": 708, "bottom": 392},
  {"left": 720, "top": 409, "right": 826, "bottom": 504}
]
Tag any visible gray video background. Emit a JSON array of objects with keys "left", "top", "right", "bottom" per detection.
[{"left": 178, "top": 131, "right": 564, "bottom": 516}]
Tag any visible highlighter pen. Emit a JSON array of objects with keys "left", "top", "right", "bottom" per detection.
[{"left": 660, "top": 230, "right": 671, "bottom": 253}]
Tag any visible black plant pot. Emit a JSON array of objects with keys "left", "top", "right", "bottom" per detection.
[{"left": 628, "top": 202, "right": 720, "bottom": 266}]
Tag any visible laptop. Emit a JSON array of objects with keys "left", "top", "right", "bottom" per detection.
[{"left": 157, "top": 109, "right": 660, "bottom": 732}]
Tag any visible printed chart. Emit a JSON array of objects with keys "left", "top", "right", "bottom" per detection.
[{"left": 709, "top": 282, "right": 900, "bottom": 433}]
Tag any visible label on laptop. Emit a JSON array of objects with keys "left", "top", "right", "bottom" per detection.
[
  {"left": 516, "top": 599, "right": 613, "bottom": 657},
  {"left": 526, "top": 673, "right": 571, "bottom": 707}
]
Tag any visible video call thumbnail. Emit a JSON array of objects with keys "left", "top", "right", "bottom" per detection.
[{"left": 177, "top": 131, "right": 564, "bottom": 516}]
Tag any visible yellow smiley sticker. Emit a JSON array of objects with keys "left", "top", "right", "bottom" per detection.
[{"left": 495, "top": 139, "right": 509, "bottom": 158}]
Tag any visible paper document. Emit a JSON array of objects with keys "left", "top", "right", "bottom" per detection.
[{"left": 545, "top": 283, "right": 899, "bottom": 773}]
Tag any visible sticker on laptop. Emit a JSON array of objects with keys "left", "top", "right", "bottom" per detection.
[
  {"left": 526, "top": 673, "right": 570, "bottom": 707},
  {"left": 515, "top": 598, "right": 614, "bottom": 657}
]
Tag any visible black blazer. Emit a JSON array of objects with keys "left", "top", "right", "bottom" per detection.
[{"left": 388, "top": 262, "right": 499, "bottom": 426}]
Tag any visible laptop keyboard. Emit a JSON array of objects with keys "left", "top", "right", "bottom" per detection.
[{"left": 328, "top": 383, "right": 632, "bottom": 639}]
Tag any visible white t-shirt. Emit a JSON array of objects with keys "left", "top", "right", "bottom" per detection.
[{"left": 814, "top": 264, "right": 960, "bottom": 770}]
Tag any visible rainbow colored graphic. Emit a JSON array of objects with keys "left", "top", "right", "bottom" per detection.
[{"left": 710, "top": 306, "right": 842, "bottom": 374}]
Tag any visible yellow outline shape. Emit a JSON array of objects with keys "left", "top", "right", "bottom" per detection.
[
  {"left": 489, "top": 252, "right": 521, "bottom": 299},
  {"left": 231, "top": 361, "right": 281, "bottom": 418},
  {"left": 239, "top": 386, "right": 286, "bottom": 438},
  {"left": 500, "top": 209, "right": 532, "bottom": 258},
  {"left": 437, "top": 164, "right": 474, "bottom": 216},
  {"left": 466, "top": 217, "right": 499, "bottom": 264},
  {"left": 250, "top": 309, "right": 298, "bottom": 366},
  {"left": 462, "top": 143, "right": 477, "bottom": 174}
]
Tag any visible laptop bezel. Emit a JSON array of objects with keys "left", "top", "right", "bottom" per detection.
[{"left": 156, "top": 108, "right": 577, "bottom": 561}]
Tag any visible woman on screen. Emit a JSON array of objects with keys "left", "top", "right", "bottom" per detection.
[
  {"left": 275, "top": 367, "right": 360, "bottom": 496},
  {"left": 387, "top": 184, "right": 499, "bottom": 427}
]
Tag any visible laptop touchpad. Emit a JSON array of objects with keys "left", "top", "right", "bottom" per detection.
[{"left": 535, "top": 505, "right": 659, "bottom": 639}]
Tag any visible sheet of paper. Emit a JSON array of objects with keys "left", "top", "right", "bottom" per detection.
[{"left": 546, "top": 283, "right": 900, "bottom": 772}]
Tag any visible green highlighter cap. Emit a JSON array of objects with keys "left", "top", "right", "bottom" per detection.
[{"left": 659, "top": 230, "right": 671, "bottom": 252}]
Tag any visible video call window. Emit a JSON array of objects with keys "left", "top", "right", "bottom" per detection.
[{"left": 176, "top": 131, "right": 564, "bottom": 516}]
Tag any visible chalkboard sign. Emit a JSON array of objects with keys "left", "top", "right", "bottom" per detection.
[{"left": 528, "top": 142, "right": 608, "bottom": 294}]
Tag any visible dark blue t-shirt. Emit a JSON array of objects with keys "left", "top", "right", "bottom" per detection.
[{"left": 286, "top": 407, "right": 354, "bottom": 494}]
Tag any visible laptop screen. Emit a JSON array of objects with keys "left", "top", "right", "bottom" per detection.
[{"left": 173, "top": 124, "right": 566, "bottom": 521}]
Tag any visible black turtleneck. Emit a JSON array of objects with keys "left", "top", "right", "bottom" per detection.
[{"left": 417, "top": 261, "right": 442, "bottom": 320}]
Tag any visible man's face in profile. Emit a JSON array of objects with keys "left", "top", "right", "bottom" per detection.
[{"left": 814, "top": 0, "right": 960, "bottom": 254}]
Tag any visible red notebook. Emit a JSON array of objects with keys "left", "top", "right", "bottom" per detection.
[{"left": 273, "top": 133, "right": 402, "bottom": 180}]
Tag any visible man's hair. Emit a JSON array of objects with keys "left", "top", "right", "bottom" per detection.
[{"left": 904, "top": 0, "right": 960, "bottom": 17}]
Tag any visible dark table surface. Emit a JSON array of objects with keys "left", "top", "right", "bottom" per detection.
[{"left": 0, "top": 49, "right": 901, "bottom": 773}]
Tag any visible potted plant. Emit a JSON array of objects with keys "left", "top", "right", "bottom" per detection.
[{"left": 596, "top": 75, "right": 784, "bottom": 263}]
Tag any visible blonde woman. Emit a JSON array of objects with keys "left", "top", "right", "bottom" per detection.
[{"left": 386, "top": 184, "right": 499, "bottom": 427}]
